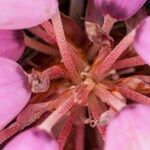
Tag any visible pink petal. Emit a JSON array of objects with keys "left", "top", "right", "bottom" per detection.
[
  {"left": 105, "top": 104, "right": 150, "bottom": 150},
  {"left": 0, "top": 57, "right": 31, "bottom": 131},
  {"left": 0, "top": 30, "right": 25, "bottom": 61},
  {"left": 0, "top": 0, "right": 58, "bottom": 29},
  {"left": 94, "top": 0, "right": 146, "bottom": 21},
  {"left": 85, "top": 0, "right": 104, "bottom": 25},
  {"left": 4, "top": 128, "right": 59, "bottom": 150},
  {"left": 134, "top": 17, "right": 150, "bottom": 65}
]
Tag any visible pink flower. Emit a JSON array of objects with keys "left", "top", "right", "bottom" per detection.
[
  {"left": 0, "top": 0, "right": 58, "bottom": 29},
  {"left": 0, "top": 30, "right": 25, "bottom": 61},
  {"left": 134, "top": 17, "right": 150, "bottom": 65},
  {"left": 94, "top": 0, "right": 146, "bottom": 21},
  {"left": 105, "top": 104, "right": 150, "bottom": 150},
  {"left": 4, "top": 128, "right": 59, "bottom": 150},
  {"left": 0, "top": 57, "right": 31, "bottom": 131}
]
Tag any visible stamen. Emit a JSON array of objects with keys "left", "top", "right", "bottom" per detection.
[
  {"left": 46, "top": 12, "right": 82, "bottom": 84},
  {"left": 92, "top": 29, "right": 136, "bottom": 81},
  {"left": 112, "top": 56, "right": 145, "bottom": 70},
  {"left": 102, "top": 15, "right": 116, "bottom": 34}
]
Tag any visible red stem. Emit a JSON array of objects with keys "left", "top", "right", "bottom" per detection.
[
  {"left": 0, "top": 123, "right": 20, "bottom": 144},
  {"left": 134, "top": 75, "right": 150, "bottom": 84},
  {"left": 43, "top": 65, "right": 65, "bottom": 81},
  {"left": 92, "top": 29, "right": 136, "bottom": 81},
  {"left": 75, "top": 124, "right": 85, "bottom": 150},
  {"left": 28, "top": 25, "right": 57, "bottom": 46},
  {"left": 0, "top": 102, "right": 51, "bottom": 144},
  {"left": 68, "top": 43, "right": 87, "bottom": 72},
  {"left": 88, "top": 94, "right": 105, "bottom": 138},
  {"left": 112, "top": 56, "right": 145, "bottom": 70},
  {"left": 57, "top": 111, "right": 78, "bottom": 150},
  {"left": 102, "top": 15, "right": 116, "bottom": 34},
  {"left": 94, "top": 85, "right": 126, "bottom": 111},
  {"left": 118, "top": 87, "right": 150, "bottom": 105},
  {"left": 39, "top": 96, "right": 75, "bottom": 133},
  {"left": 42, "top": 20, "right": 87, "bottom": 73},
  {"left": 50, "top": 12, "right": 82, "bottom": 84},
  {"left": 24, "top": 34, "right": 59, "bottom": 56},
  {"left": 92, "top": 46, "right": 111, "bottom": 67}
]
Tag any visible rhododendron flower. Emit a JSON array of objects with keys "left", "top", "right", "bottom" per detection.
[
  {"left": 4, "top": 128, "right": 59, "bottom": 150},
  {"left": 94, "top": 0, "right": 146, "bottom": 21},
  {"left": 0, "top": 57, "right": 31, "bottom": 131},
  {"left": 134, "top": 17, "right": 150, "bottom": 65},
  {"left": 0, "top": 0, "right": 59, "bottom": 29},
  {"left": 0, "top": 0, "right": 149, "bottom": 149},
  {"left": 0, "top": 30, "right": 25, "bottom": 61},
  {"left": 104, "top": 104, "right": 150, "bottom": 150}
]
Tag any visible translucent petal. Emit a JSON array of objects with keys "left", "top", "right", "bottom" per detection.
[
  {"left": 0, "top": 30, "right": 25, "bottom": 61},
  {"left": 94, "top": 0, "right": 146, "bottom": 21},
  {"left": 0, "top": 0, "right": 58, "bottom": 29},
  {"left": 0, "top": 57, "right": 31, "bottom": 131},
  {"left": 4, "top": 128, "right": 59, "bottom": 150},
  {"left": 105, "top": 104, "right": 150, "bottom": 150},
  {"left": 134, "top": 17, "right": 150, "bottom": 65}
]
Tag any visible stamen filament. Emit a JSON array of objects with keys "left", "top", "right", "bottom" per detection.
[
  {"left": 112, "top": 56, "right": 145, "bottom": 70},
  {"left": 102, "top": 15, "right": 116, "bottom": 34},
  {"left": 24, "top": 34, "right": 59, "bottom": 56},
  {"left": 92, "top": 29, "right": 136, "bottom": 80},
  {"left": 50, "top": 12, "right": 82, "bottom": 84},
  {"left": 39, "top": 96, "right": 75, "bottom": 133}
]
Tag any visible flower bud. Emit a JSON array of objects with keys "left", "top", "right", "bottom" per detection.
[
  {"left": 105, "top": 104, "right": 150, "bottom": 150},
  {"left": 4, "top": 128, "right": 59, "bottom": 150},
  {"left": 0, "top": 57, "right": 31, "bottom": 131},
  {"left": 0, "top": 30, "right": 25, "bottom": 61},
  {"left": 134, "top": 17, "right": 150, "bottom": 65},
  {"left": 94, "top": 0, "right": 146, "bottom": 21},
  {"left": 0, "top": 0, "right": 59, "bottom": 29}
]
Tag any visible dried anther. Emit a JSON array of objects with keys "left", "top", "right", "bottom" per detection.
[
  {"left": 28, "top": 69, "right": 50, "bottom": 93},
  {"left": 85, "top": 21, "right": 113, "bottom": 48}
]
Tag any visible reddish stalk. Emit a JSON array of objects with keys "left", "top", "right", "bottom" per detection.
[
  {"left": 28, "top": 25, "right": 57, "bottom": 46},
  {"left": 91, "top": 29, "right": 136, "bottom": 80},
  {"left": 102, "top": 15, "right": 116, "bottom": 34},
  {"left": 93, "top": 46, "right": 111, "bottom": 67},
  {"left": 0, "top": 89, "right": 75, "bottom": 144},
  {"left": 94, "top": 85, "right": 126, "bottom": 111},
  {"left": 0, "top": 123, "right": 21, "bottom": 144},
  {"left": 118, "top": 87, "right": 150, "bottom": 104},
  {"left": 47, "top": 12, "right": 82, "bottom": 84},
  {"left": 88, "top": 94, "right": 105, "bottom": 138},
  {"left": 42, "top": 20, "right": 87, "bottom": 73},
  {"left": 134, "top": 76, "right": 150, "bottom": 84},
  {"left": 57, "top": 111, "right": 78, "bottom": 149},
  {"left": 73, "top": 78, "right": 95, "bottom": 105},
  {"left": 112, "top": 56, "right": 145, "bottom": 70},
  {"left": 43, "top": 65, "right": 65, "bottom": 81},
  {"left": 0, "top": 102, "right": 51, "bottom": 144},
  {"left": 68, "top": 43, "right": 87, "bottom": 72},
  {"left": 95, "top": 128, "right": 104, "bottom": 149},
  {"left": 39, "top": 96, "right": 75, "bottom": 133},
  {"left": 41, "top": 21, "right": 57, "bottom": 45},
  {"left": 75, "top": 124, "right": 85, "bottom": 150},
  {"left": 48, "top": 89, "right": 73, "bottom": 109},
  {"left": 24, "top": 35, "right": 59, "bottom": 56}
]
